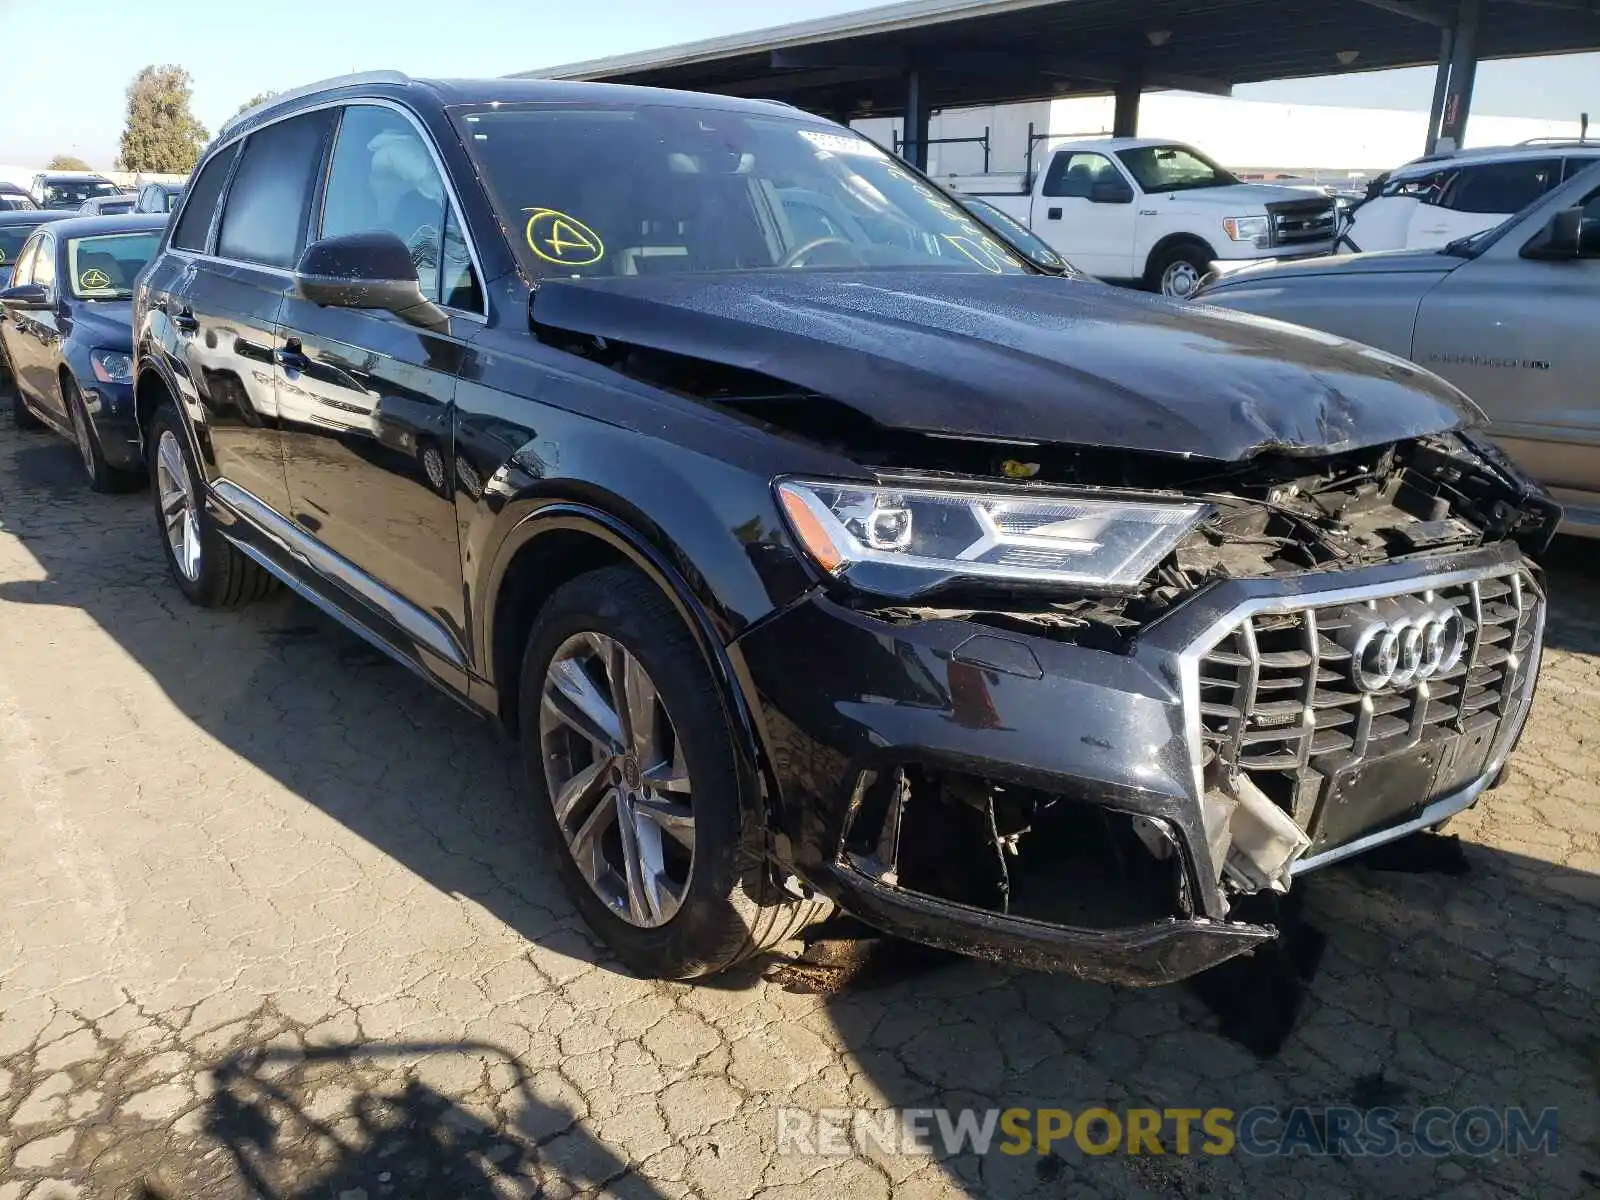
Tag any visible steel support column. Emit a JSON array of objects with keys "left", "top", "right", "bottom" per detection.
[
  {"left": 1425, "top": 24, "right": 1455, "bottom": 154},
  {"left": 1113, "top": 68, "right": 1144, "bottom": 138},
  {"left": 902, "top": 68, "right": 930, "bottom": 169},
  {"left": 1437, "top": 0, "right": 1481, "bottom": 152}
]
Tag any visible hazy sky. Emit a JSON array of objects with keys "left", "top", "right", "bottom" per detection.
[{"left": 1, "top": 0, "right": 1595, "bottom": 168}]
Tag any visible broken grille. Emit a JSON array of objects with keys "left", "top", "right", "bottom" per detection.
[{"left": 1197, "top": 569, "right": 1541, "bottom": 792}]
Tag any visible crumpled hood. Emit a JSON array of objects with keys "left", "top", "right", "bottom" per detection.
[{"left": 531, "top": 270, "right": 1476, "bottom": 461}]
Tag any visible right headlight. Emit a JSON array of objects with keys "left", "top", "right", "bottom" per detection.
[{"left": 776, "top": 478, "right": 1208, "bottom": 597}]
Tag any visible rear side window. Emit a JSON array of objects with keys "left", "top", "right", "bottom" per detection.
[
  {"left": 1447, "top": 159, "right": 1560, "bottom": 215},
  {"left": 1042, "top": 152, "right": 1119, "bottom": 198},
  {"left": 172, "top": 141, "right": 241, "bottom": 252},
  {"left": 217, "top": 110, "right": 335, "bottom": 268}
]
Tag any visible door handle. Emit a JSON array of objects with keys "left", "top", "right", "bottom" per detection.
[{"left": 159, "top": 298, "right": 199, "bottom": 333}]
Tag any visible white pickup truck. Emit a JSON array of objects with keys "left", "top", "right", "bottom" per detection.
[{"left": 946, "top": 138, "right": 1340, "bottom": 298}]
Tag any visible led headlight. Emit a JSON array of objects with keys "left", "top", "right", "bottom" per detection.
[
  {"left": 777, "top": 479, "right": 1207, "bottom": 594},
  {"left": 1222, "top": 216, "right": 1271, "bottom": 245},
  {"left": 89, "top": 349, "right": 133, "bottom": 384}
]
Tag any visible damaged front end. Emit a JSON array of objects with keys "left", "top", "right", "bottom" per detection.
[{"left": 734, "top": 430, "right": 1556, "bottom": 985}]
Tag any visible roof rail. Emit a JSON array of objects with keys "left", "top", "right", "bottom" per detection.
[
  {"left": 218, "top": 70, "right": 412, "bottom": 138},
  {"left": 1516, "top": 136, "right": 1591, "bottom": 146}
]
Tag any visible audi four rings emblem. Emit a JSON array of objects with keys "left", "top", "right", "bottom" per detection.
[{"left": 1336, "top": 597, "right": 1467, "bottom": 693}]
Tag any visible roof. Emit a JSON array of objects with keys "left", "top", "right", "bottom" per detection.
[
  {"left": 518, "top": 0, "right": 1600, "bottom": 118},
  {"left": 38, "top": 214, "right": 169, "bottom": 240},
  {"left": 217, "top": 71, "right": 807, "bottom": 143},
  {"left": 0, "top": 209, "right": 77, "bottom": 227},
  {"left": 33, "top": 171, "right": 112, "bottom": 182},
  {"left": 1392, "top": 142, "right": 1600, "bottom": 176}
]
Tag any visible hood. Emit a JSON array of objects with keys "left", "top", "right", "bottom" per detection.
[
  {"left": 1207, "top": 248, "right": 1459, "bottom": 290},
  {"left": 68, "top": 300, "right": 134, "bottom": 351},
  {"left": 531, "top": 270, "right": 1475, "bottom": 462},
  {"left": 1163, "top": 182, "right": 1330, "bottom": 208}
]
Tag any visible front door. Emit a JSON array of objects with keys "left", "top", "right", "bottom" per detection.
[
  {"left": 1032, "top": 151, "right": 1138, "bottom": 280},
  {"left": 275, "top": 102, "right": 484, "bottom": 670},
  {"left": 1413, "top": 182, "right": 1600, "bottom": 513},
  {"left": 8, "top": 230, "right": 65, "bottom": 420},
  {"left": 0, "top": 233, "right": 45, "bottom": 399}
]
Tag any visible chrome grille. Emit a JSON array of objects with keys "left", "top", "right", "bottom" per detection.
[
  {"left": 1197, "top": 570, "right": 1541, "bottom": 796},
  {"left": 1269, "top": 200, "right": 1337, "bottom": 246}
]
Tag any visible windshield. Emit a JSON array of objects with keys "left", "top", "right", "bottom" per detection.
[
  {"left": 67, "top": 231, "right": 160, "bottom": 299},
  {"left": 1116, "top": 145, "right": 1238, "bottom": 193},
  {"left": 0, "top": 224, "right": 42, "bottom": 267},
  {"left": 42, "top": 179, "right": 118, "bottom": 209},
  {"left": 454, "top": 104, "right": 1033, "bottom": 279}
]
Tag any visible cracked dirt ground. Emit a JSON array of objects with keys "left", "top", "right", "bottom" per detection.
[{"left": 0, "top": 419, "right": 1596, "bottom": 1200}]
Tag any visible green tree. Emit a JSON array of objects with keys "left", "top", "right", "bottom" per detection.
[
  {"left": 46, "top": 154, "right": 92, "bottom": 171},
  {"left": 118, "top": 65, "right": 208, "bottom": 174},
  {"left": 233, "top": 90, "right": 278, "bottom": 117}
]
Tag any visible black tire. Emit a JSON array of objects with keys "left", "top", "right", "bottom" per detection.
[
  {"left": 519, "top": 566, "right": 827, "bottom": 978},
  {"left": 63, "top": 375, "right": 140, "bottom": 493},
  {"left": 1146, "top": 241, "right": 1212, "bottom": 300},
  {"left": 146, "top": 400, "right": 276, "bottom": 608}
]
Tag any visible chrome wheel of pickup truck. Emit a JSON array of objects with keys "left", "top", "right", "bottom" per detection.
[
  {"left": 540, "top": 630, "right": 696, "bottom": 928},
  {"left": 1160, "top": 258, "right": 1203, "bottom": 299}
]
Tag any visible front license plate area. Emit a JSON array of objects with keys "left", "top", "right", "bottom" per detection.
[{"left": 1312, "top": 741, "right": 1446, "bottom": 853}]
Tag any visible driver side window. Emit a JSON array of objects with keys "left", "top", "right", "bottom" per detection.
[
  {"left": 30, "top": 234, "right": 55, "bottom": 291},
  {"left": 9, "top": 235, "right": 40, "bottom": 286},
  {"left": 322, "top": 104, "right": 481, "bottom": 313}
]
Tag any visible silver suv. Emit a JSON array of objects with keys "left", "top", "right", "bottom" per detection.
[{"left": 1199, "top": 161, "right": 1600, "bottom": 534}]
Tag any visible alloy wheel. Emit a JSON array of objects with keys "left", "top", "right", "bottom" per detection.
[
  {"left": 155, "top": 430, "right": 202, "bottom": 582},
  {"left": 1161, "top": 260, "right": 1202, "bottom": 299},
  {"left": 67, "top": 392, "right": 94, "bottom": 477},
  {"left": 539, "top": 632, "right": 695, "bottom": 928}
]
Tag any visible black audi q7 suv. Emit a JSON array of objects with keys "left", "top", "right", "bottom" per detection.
[{"left": 132, "top": 73, "right": 1557, "bottom": 984}]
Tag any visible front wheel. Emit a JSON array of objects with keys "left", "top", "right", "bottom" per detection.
[
  {"left": 146, "top": 401, "right": 275, "bottom": 608},
  {"left": 519, "top": 566, "right": 826, "bottom": 978},
  {"left": 64, "top": 375, "right": 140, "bottom": 493},
  {"left": 1147, "top": 243, "right": 1211, "bottom": 300}
]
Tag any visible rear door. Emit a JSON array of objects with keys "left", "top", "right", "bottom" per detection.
[
  {"left": 1033, "top": 151, "right": 1136, "bottom": 279},
  {"left": 160, "top": 113, "right": 334, "bottom": 516},
  {"left": 1413, "top": 179, "right": 1600, "bottom": 512},
  {"left": 274, "top": 102, "right": 484, "bottom": 670}
]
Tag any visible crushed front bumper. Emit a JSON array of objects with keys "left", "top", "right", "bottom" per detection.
[{"left": 733, "top": 540, "right": 1543, "bottom": 984}]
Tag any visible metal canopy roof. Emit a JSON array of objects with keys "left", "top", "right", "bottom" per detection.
[{"left": 518, "top": 0, "right": 1600, "bottom": 118}]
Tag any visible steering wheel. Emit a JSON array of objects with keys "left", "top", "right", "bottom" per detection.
[{"left": 779, "top": 237, "right": 867, "bottom": 268}]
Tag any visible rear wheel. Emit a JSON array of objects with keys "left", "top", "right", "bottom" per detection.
[
  {"left": 64, "top": 375, "right": 139, "bottom": 493},
  {"left": 519, "top": 566, "right": 827, "bottom": 978},
  {"left": 147, "top": 400, "right": 275, "bottom": 608}
]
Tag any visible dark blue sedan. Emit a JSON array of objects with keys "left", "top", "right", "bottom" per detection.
[{"left": 0, "top": 214, "right": 165, "bottom": 490}]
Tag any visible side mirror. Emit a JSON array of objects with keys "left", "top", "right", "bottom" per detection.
[
  {"left": 294, "top": 231, "right": 447, "bottom": 332},
  {"left": 1088, "top": 180, "right": 1134, "bottom": 205},
  {"left": 0, "top": 283, "right": 52, "bottom": 310},
  {"left": 1522, "top": 207, "right": 1586, "bottom": 261}
]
